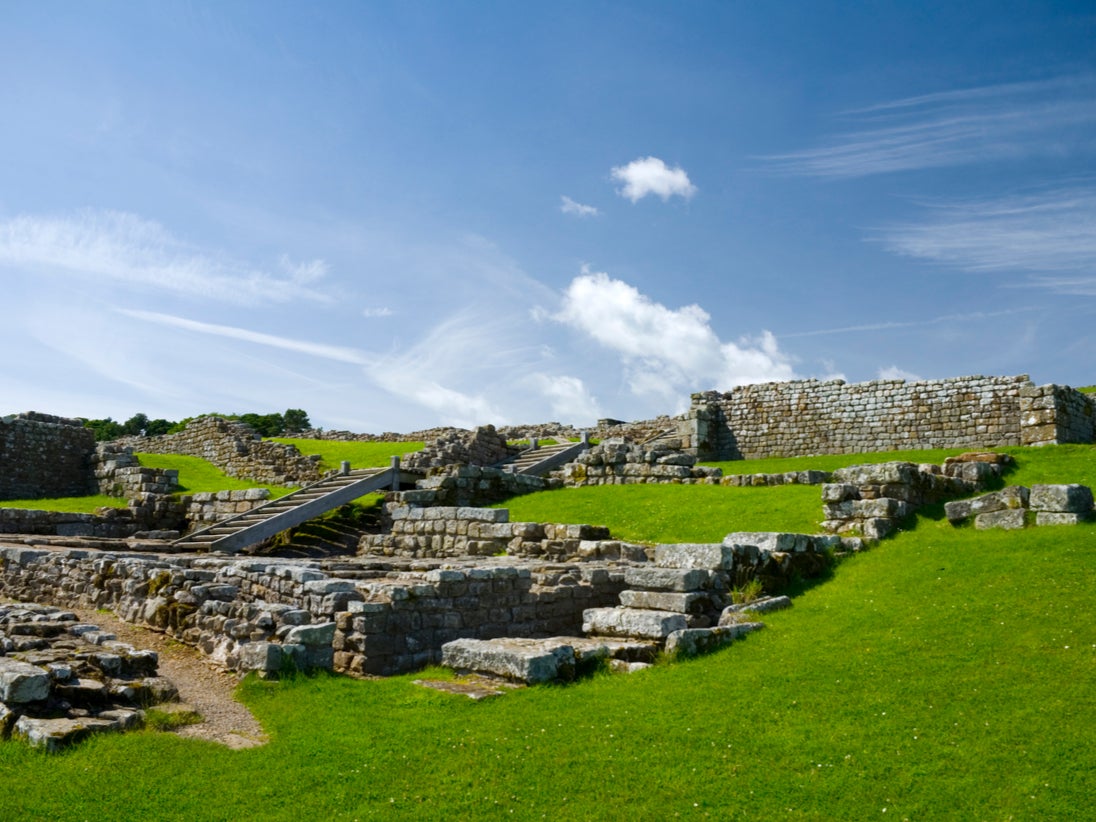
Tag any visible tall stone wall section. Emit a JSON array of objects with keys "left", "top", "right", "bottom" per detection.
[
  {"left": 1020, "top": 384, "right": 1096, "bottom": 446},
  {"left": 689, "top": 375, "right": 1044, "bottom": 460},
  {"left": 118, "top": 416, "right": 322, "bottom": 486},
  {"left": 0, "top": 413, "right": 97, "bottom": 501}
]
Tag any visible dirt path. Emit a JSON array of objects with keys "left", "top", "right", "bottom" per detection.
[{"left": 71, "top": 608, "right": 268, "bottom": 749}]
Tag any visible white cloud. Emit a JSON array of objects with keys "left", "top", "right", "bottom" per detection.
[
  {"left": 119, "top": 309, "right": 371, "bottom": 364},
  {"left": 879, "top": 186, "right": 1096, "bottom": 292},
  {"left": 611, "top": 157, "right": 697, "bottom": 203},
  {"left": 781, "top": 307, "right": 1037, "bottom": 338},
  {"left": 554, "top": 270, "right": 795, "bottom": 404},
  {"left": 527, "top": 374, "right": 602, "bottom": 423},
  {"left": 877, "top": 365, "right": 922, "bottom": 381},
  {"left": 0, "top": 209, "right": 332, "bottom": 304},
  {"left": 560, "top": 196, "right": 600, "bottom": 217},
  {"left": 362, "top": 306, "right": 394, "bottom": 318},
  {"left": 768, "top": 75, "right": 1096, "bottom": 178}
]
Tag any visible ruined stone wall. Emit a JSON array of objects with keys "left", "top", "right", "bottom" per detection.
[
  {"left": 0, "top": 413, "right": 96, "bottom": 500},
  {"left": 690, "top": 375, "right": 1034, "bottom": 460},
  {"left": 1020, "top": 383, "right": 1096, "bottom": 446},
  {"left": 556, "top": 441, "right": 721, "bottom": 487},
  {"left": 0, "top": 546, "right": 624, "bottom": 677},
  {"left": 403, "top": 425, "right": 517, "bottom": 470},
  {"left": 118, "top": 416, "right": 322, "bottom": 486}
]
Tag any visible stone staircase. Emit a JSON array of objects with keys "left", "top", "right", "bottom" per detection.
[
  {"left": 174, "top": 465, "right": 408, "bottom": 554},
  {"left": 440, "top": 541, "right": 784, "bottom": 684},
  {"left": 499, "top": 437, "right": 590, "bottom": 477}
]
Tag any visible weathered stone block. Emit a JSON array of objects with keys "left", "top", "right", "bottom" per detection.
[
  {"left": 441, "top": 637, "right": 575, "bottom": 684},
  {"left": 582, "top": 607, "right": 688, "bottom": 639},
  {"left": 0, "top": 658, "right": 50, "bottom": 703},
  {"left": 653, "top": 543, "right": 734, "bottom": 570},
  {"left": 622, "top": 567, "right": 710, "bottom": 592},
  {"left": 1035, "top": 512, "right": 1090, "bottom": 526},
  {"left": 1030, "top": 484, "right": 1094, "bottom": 514},
  {"left": 618, "top": 590, "right": 710, "bottom": 614},
  {"left": 974, "top": 509, "right": 1026, "bottom": 530},
  {"left": 664, "top": 622, "right": 763, "bottom": 657}
]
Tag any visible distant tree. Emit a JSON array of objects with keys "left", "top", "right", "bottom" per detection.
[
  {"left": 144, "top": 418, "right": 173, "bottom": 437},
  {"left": 240, "top": 412, "right": 285, "bottom": 437},
  {"left": 83, "top": 418, "right": 124, "bottom": 441},
  {"left": 122, "top": 413, "right": 149, "bottom": 436},
  {"left": 283, "top": 408, "right": 310, "bottom": 433}
]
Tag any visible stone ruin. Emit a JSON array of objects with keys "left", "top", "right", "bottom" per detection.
[{"left": 1, "top": 373, "right": 1095, "bottom": 747}]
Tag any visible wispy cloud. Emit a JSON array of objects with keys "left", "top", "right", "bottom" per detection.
[
  {"left": 525, "top": 373, "right": 602, "bottom": 423},
  {"left": 0, "top": 210, "right": 333, "bottom": 304},
  {"left": 611, "top": 157, "right": 697, "bottom": 202},
  {"left": 878, "top": 186, "right": 1096, "bottom": 291},
  {"left": 362, "top": 306, "right": 394, "bottom": 318},
  {"left": 120, "top": 309, "right": 370, "bottom": 364},
  {"left": 767, "top": 75, "right": 1096, "bottom": 178},
  {"left": 781, "top": 307, "right": 1037, "bottom": 338},
  {"left": 560, "top": 196, "right": 600, "bottom": 217},
  {"left": 555, "top": 269, "right": 794, "bottom": 405}
]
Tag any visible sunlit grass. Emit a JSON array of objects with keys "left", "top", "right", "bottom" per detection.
[
  {"left": 135, "top": 453, "right": 293, "bottom": 499},
  {"left": 268, "top": 438, "right": 423, "bottom": 471},
  {"left": 0, "top": 494, "right": 128, "bottom": 512}
]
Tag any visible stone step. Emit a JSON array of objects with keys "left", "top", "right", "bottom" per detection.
[
  {"left": 653, "top": 543, "right": 733, "bottom": 570},
  {"left": 622, "top": 567, "right": 711, "bottom": 593},
  {"left": 582, "top": 607, "right": 688, "bottom": 640},
  {"left": 664, "top": 622, "right": 764, "bottom": 658},
  {"left": 618, "top": 590, "right": 713, "bottom": 614}
]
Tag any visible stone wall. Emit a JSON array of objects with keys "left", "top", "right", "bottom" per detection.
[
  {"left": 556, "top": 441, "right": 721, "bottom": 486},
  {"left": 403, "top": 425, "right": 517, "bottom": 470},
  {"left": 0, "top": 546, "right": 624, "bottom": 677},
  {"left": 116, "top": 416, "right": 322, "bottom": 486},
  {"left": 1020, "top": 384, "right": 1096, "bottom": 446},
  {"left": 0, "top": 413, "right": 96, "bottom": 500},
  {"left": 688, "top": 375, "right": 1045, "bottom": 460}
]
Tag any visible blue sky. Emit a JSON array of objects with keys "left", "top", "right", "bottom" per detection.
[{"left": 2, "top": 2, "right": 1094, "bottom": 432}]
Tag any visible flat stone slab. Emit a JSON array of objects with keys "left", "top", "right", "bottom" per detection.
[
  {"left": 1030, "top": 484, "right": 1094, "bottom": 514},
  {"left": 945, "top": 486, "right": 1029, "bottom": 523},
  {"left": 1035, "top": 512, "right": 1090, "bottom": 526},
  {"left": 566, "top": 636, "right": 660, "bottom": 664},
  {"left": 720, "top": 595, "right": 792, "bottom": 620},
  {"left": 618, "top": 590, "right": 710, "bottom": 614},
  {"left": 654, "top": 543, "right": 733, "bottom": 570},
  {"left": 623, "top": 567, "right": 710, "bottom": 592},
  {"left": 664, "top": 623, "right": 764, "bottom": 658},
  {"left": 441, "top": 637, "right": 576, "bottom": 685},
  {"left": 974, "top": 509, "right": 1026, "bottom": 530},
  {"left": 723, "top": 532, "right": 814, "bottom": 553},
  {"left": 582, "top": 607, "right": 688, "bottom": 640}
]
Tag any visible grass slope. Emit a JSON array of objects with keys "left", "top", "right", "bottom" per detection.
[
  {"left": 1, "top": 444, "right": 1093, "bottom": 818},
  {"left": 0, "top": 524, "right": 1091, "bottom": 819},
  {"left": 268, "top": 439, "right": 423, "bottom": 472}
]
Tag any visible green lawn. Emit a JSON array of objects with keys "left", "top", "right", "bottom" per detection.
[
  {"left": 268, "top": 438, "right": 424, "bottom": 472},
  {"left": 499, "top": 483, "right": 824, "bottom": 541},
  {"left": 1, "top": 443, "right": 1094, "bottom": 818},
  {"left": 0, "top": 520, "right": 1092, "bottom": 819},
  {"left": 0, "top": 494, "right": 129, "bottom": 512},
  {"left": 134, "top": 453, "right": 294, "bottom": 499}
]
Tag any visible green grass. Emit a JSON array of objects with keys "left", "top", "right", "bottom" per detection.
[
  {"left": 498, "top": 483, "right": 824, "bottom": 541},
  {"left": 268, "top": 438, "right": 423, "bottom": 472},
  {"left": 0, "top": 522, "right": 1092, "bottom": 819},
  {"left": 702, "top": 446, "right": 978, "bottom": 476},
  {"left": 135, "top": 453, "right": 293, "bottom": 499},
  {"left": 0, "top": 494, "right": 128, "bottom": 512}
]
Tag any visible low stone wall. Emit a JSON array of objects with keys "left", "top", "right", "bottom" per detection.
[
  {"left": 556, "top": 441, "right": 721, "bottom": 487},
  {"left": 0, "top": 413, "right": 96, "bottom": 501},
  {"left": 0, "top": 490, "right": 270, "bottom": 540},
  {"left": 0, "top": 546, "right": 625, "bottom": 677},
  {"left": 362, "top": 504, "right": 651, "bottom": 563},
  {"left": 116, "top": 416, "right": 322, "bottom": 486},
  {"left": 404, "top": 464, "right": 551, "bottom": 508}
]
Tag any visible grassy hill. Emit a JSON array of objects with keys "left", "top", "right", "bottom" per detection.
[{"left": 0, "top": 444, "right": 1093, "bottom": 818}]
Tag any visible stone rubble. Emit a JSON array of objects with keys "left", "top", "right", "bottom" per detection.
[{"left": 0, "top": 602, "right": 178, "bottom": 751}]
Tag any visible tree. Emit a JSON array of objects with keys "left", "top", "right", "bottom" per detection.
[
  {"left": 283, "top": 408, "right": 311, "bottom": 433},
  {"left": 83, "top": 418, "right": 124, "bottom": 441},
  {"left": 122, "top": 413, "right": 149, "bottom": 436}
]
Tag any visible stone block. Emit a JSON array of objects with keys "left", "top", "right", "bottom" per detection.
[
  {"left": 664, "top": 622, "right": 764, "bottom": 657},
  {"left": 0, "top": 658, "right": 50, "bottom": 703},
  {"left": 582, "top": 607, "right": 688, "bottom": 640},
  {"left": 622, "top": 567, "right": 710, "bottom": 592},
  {"left": 1030, "top": 484, "right": 1094, "bottom": 514},
  {"left": 974, "top": 509, "right": 1026, "bottom": 530},
  {"left": 653, "top": 543, "right": 734, "bottom": 570},
  {"left": 618, "top": 590, "right": 710, "bottom": 614},
  {"left": 282, "top": 622, "right": 336, "bottom": 647},
  {"left": 1035, "top": 512, "right": 1090, "bottom": 526},
  {"left": 441, "top": 637, "right": 575, "bottom": 684}
]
